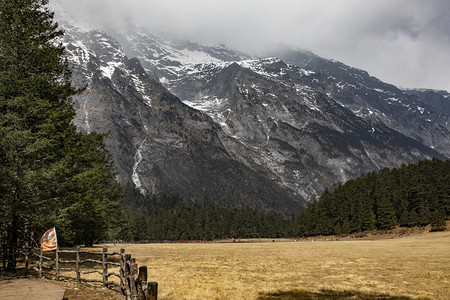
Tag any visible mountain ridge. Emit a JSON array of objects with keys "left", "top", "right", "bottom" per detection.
[{"left": 54, "top": 9, "right": 447, "bottom": 213}]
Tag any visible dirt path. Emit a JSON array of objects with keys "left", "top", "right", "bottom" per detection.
[
  {"left": 0, "top": 277, "right": 66, "bottom": 300},
  {"left": 0, "top": 276, "right": 123, "bottom": 300},
  {"left": 55, "top": 279, "right": 123, "bottom": 300}
]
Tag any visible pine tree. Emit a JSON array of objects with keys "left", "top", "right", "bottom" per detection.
[
  {"left": 340, "top": 220, "right": 352, "bottom": 235},
  {"left": 376, "top": 197, "right": 397, "bottom": 230},
  {"left": 0, "top": 0, "right": 121, "bottom": 267},
  {"left": 430, "top": 209, "right": 446, "bottom": 232},
  {"left": 361, "top": 206, "right": 376, "bottom": 231},
  {"left": 57, "top": 133, "right": 122, "bottom": 246}
]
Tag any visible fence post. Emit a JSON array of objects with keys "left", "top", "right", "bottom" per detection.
[
  {"left": 130, "top": 259, "right": 139, "bottom": 300},
  {"left": 76, "top": 246, "right": 80, "bottom": 283},
  {"left": 2, "top": 242, "right": 6, "bottom": 270},
  {"left": 102, "top": 246, "right": 108, "bottom": 287},
  {"left": 56, "top": 246, "right": 59, "bottom": 280},
  {"left": 125, "top": 253, "right": 132, "bottom": 300},
  {"left": 138, "top": 266, "right": 148, "bottom": 300},
  {"left": 24, "top": 242, "right": 29, "bottom": 275},
  {"left": 148, "top": 282, "right": 158, "bottom": 300},
  {"left": 120, "top": 248, "right": 125, "bottom": 294},
  {"left": 39, "top": 247, "right": 43, "bottom": 278}
]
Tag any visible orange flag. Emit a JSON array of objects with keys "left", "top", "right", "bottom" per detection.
[{"left": 40, "top": 227, "right": 58, "bottom": 251}]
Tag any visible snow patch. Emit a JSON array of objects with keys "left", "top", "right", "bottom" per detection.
[
  {"left": 300, "top": 69, "right": 315, "bottom": 76},
  {"left": 82, "top": 98, "right": 91, "bottom": 133},
  {"left": 131, "top": 74, "right": 152, "bottom": 106},
  {"left": 302, "top": 97, "right": 321, "bottom": 112},
  {"left": 182, "top": 96, "right": 233, "bottom": 134},
  {"left": 183, "top": 96, "right": 226, "bottom": 112},
  {"left": 132, "top": 139, "right": 147, "bottom": 195},
  {"left": 417, "top": 106, "right": 424, "bottom": 114},
  {"left": 386, "top": 97, "right": 400, "bottom": 102},
  {"left": 239, "top": 58, "right": 285, "bottom": 78},
  {"left": 177, "top": 49, "right": 223, "bottom": 65},
  {"left": 100, "top": 61, "right": 122, "bottom": 79},
  {"left": 64, "top": 39, "right": 91, "bottom": 69}
]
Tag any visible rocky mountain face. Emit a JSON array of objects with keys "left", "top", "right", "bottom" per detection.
[
  {"left": 60, "top": 25, "right": 303, "bottom": 214},
  {"left": 56, "top": 16, "right": 448, "bottom": 214},
  {"left": 268, "top": 47, "right": 450, "bottom": 157}
]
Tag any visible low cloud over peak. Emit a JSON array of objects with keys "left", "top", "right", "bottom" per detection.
[{"left": 53, "top": 0, "right": 450, "bottom": 91}]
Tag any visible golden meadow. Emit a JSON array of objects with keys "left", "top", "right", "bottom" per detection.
[{"left": 98, "top": 231, "right": 450, "bottom": 299}]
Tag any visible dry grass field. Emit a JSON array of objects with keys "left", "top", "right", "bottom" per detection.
[{"left": 97, "top": 231, "right": 450, "bottom": 300}]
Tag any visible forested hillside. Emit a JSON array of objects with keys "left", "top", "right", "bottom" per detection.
[
  {"left": 118, "top": 157, "right": 450, "bottom": 241},
  {"left": 295, "top": 158, "right": 449, "bottom": 236},
  {"left": 117, "top": 187, "right": 295, "bottom": 241}
]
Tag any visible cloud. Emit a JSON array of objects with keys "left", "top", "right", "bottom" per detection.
[{"left": 54, "top": 0, "right": 450, "bottom": 91}]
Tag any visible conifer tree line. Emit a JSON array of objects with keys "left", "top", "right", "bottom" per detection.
[
  {"left": 0, "top": 0, "right": 122, "bottom": 269},
  {"left": 295, "top": 158, "right": 449, "bottom": 236},
  {"left": 117, "top": 187, "right": 295, "bottom": 242}
]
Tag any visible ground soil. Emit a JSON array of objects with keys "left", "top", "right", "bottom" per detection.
[
  {"left": 0, "top": 275, "right": 122, "bottom": 300},
  {"left": 57, "top": 279, "right": 123, "bottom": 300}
]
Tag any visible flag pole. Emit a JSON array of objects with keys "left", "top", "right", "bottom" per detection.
[
  {"left": 56, "top": 244, "right": 59, "bottom": 280},
  {"left": 53, "top": 227, "right": 58, "bottom": 248}
]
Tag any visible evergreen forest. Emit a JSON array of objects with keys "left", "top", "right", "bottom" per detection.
[
  {"left": 117, "top": 187, "right": 295, "bottom": 242},
  {"left": 295, "top": 158, "right": 449, "bottom": 236}
]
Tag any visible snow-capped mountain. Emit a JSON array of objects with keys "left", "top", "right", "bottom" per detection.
[
  {"left": 53, "top": 7, "right": 447, "bottom": 213},
  {"left": 269, "top": 47, "right": 450, "bottom": 156},
  {"left": 58, "top": 22, "right": 304, "bottom": 214},
  {"left": 122, "top": 31, "right": 450, "bottom": 158}
]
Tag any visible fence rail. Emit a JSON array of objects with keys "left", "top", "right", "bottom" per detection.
[{"left": 17, "top": 246, "right": 157, "bottom": 300}]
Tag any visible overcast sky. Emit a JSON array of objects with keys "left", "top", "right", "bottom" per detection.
[{"left": 55, "top": 0, "right": 450, "bottom": 92}]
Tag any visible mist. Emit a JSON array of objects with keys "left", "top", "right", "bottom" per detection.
[{"left": 54, "top": 0, "right": 450, "bottom": 91}]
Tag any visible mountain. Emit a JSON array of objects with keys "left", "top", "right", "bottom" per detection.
[
  {"left": 54, "top": 10, "right": 448, "bottom": 214},
  {"left": 267, "top": 47, "right": 450, "bottom": 157},
  {"left": 60, "top": 25, "right": 303, "bottom": 214}
]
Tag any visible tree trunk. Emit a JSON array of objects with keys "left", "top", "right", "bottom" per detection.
[{"left": 6, "top": 218, "right": 18, "bottom": 270}]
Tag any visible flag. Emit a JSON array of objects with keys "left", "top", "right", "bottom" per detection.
[{"left": 40, "top": 227, "right": 58, "bottom": 251}]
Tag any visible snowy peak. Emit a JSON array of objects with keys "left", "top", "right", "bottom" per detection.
[
  {"left": 60, "top": 27, "right": 127, "bottom": 83},
  {"left": 116, "top": 28, "right": 249, "bottom": 86},
  {"left": 86, "top": 31, "right": 126, "bottom": 79},
  {"left": 265, "top": 48, "right": 450, "bottom": 156},
  {"left": 53, "top": 8, "right": 449, "bottom": 213}
]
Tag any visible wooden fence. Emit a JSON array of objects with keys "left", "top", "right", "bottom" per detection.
[{"left": 19, "top": 246, "right": 157, "bottom": 300}]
